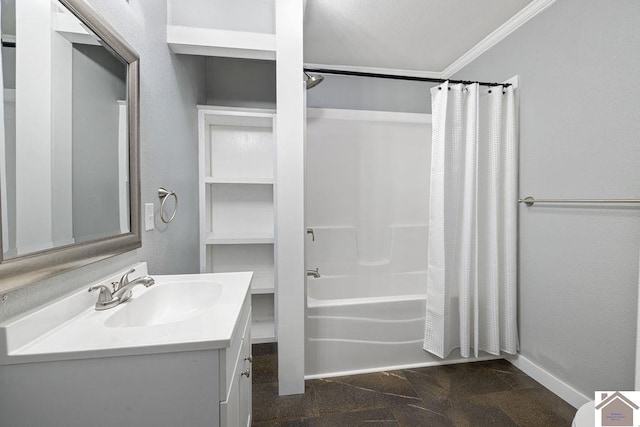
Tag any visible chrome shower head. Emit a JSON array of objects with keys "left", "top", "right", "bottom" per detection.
[{"left": 305, "top": 72, "right": 324, "bottom": 90}]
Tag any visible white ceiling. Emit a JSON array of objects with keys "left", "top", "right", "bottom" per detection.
[{"left": 303, "top": 0, "right": 533, "bottom": 73}]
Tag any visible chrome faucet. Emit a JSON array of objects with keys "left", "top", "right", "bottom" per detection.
[
  {"left": 306, "top": 268, "right": 321, "bottom": 279},
  {"left": 113, "top": 270, "right": 155, "bottom": 303},
  {"left": 87, "top": 284, "right": 118, "bottom": 310},
  {"left": 89, "top": 269, "right": 155, "bottom": 311}
]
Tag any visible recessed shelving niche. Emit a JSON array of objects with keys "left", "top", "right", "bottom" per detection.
[
  {"left": 206, "top": 184, "right": 273, "bottom": 239},
  {"left": 198, "top": 106, "right": 277, "bottom": 344},
  {"left": 206, "top": 244, "right": 274, "bottom": 294}
]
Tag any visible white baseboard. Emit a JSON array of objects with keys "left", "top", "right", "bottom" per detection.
[{"left": 507, "top": 354, "right": 590, "bottom": 409}]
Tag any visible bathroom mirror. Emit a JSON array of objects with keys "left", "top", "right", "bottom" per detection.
[{"left": 0, "top": 0, "right": 140, "bottom": 293}]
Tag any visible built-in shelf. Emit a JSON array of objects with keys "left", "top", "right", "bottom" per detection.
[
  {"left": 207, "top": 184, "right": 274, "bottom": 238},
  {"left": 167, "top": 26, "right": 275, "bottom": 60},
  {"left": 205, "top": 177, "right": 274, "bottom": 185},
  {"left": 252, "top": 321, "right": 276, "bottom": 344},
  {"left": 251, "top": 274, "right": 275, "bottom": 294},
  {"left": 205, "top": 233, "right": 274, "bottom": 245},
  {"left": 199, "top": 106, "right": 277, "bottom": 346}
]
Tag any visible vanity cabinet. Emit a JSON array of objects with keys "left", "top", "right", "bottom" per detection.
[{"left": 0, "top": 267, "right": 253, "bottom": 427}]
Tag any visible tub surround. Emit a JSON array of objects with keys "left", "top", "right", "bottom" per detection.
[{"left": 304, "top": 110, "right": 438, "bottom": 378}]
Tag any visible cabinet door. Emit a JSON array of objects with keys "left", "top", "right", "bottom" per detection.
[
  {"left": 220, "top": 355, "right": 241, "bottom": 427},
  {"left": 221, "top": 311, "right": 252, "bottom": 427},
  {"left": 239, "top": 312, "right": 252, "bottom": 427}
]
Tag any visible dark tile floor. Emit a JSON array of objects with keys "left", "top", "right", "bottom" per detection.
[{"left": 251, "top": 344, "right": 576, "bottom": 426}]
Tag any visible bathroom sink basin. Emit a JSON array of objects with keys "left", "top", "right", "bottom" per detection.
[
  {"left": 104, "top": 281, "right": 224, "bottom": 328},
  {"left": 0, "top": 264, "right": 253, "bottom": 365}
]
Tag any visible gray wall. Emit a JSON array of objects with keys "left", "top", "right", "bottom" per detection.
[
  {"left": 72, "top": 44, "right": 126, "bottom": 243},
  {"left": 453, "top": 0, "right": 640, "bottom": 396},
  {"left": 3, "top": 97, "right": 15, "bottom": 256},
  {"left": 1, "top": 0, "right": 15, "bottom": 37},
  {"left": 307, "top": 74, "right": 434, "bottom": 113},
  {"left": 205, "top": 57, "right": 275, "bottom": 109},
  {"left": 2, "top": 47, "right": 15, "bottom": 89},
  {"left": 0, "top": 0, "right": 206, "bottom": 322},
  {"left": 203, "top": 57, "right": 435, "bottom": 114}
]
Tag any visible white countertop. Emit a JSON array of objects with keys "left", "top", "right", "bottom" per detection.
[{"left": 0, "top": 264, "right": 252, "bottom": 365}]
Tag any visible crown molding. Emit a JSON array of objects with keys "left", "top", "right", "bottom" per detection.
[
  {"left": 305, "top": 0, "right": 556, "bottom": 80},
  {"left": 441, "top": 0, "right": 557, "bottom": 78},
  {"left": 304, "top": 62, "right": 442, "bottom": 79}
]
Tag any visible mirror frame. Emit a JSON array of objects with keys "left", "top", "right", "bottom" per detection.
[{"left": 0, "top": 0, "right": 141, "bottom": 293}]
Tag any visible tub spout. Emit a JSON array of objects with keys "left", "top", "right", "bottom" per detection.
[{"left": 306, "top": 268, "right": 321, "bottom": 279}]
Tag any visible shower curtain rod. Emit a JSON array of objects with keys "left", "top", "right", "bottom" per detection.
[{"left": 303, "top": 67, "right": 511, "bottom": 87}]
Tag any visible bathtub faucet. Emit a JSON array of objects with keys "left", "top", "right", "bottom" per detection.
[{"left": 306, "top": 268, "right": 321, "bottom": 279}]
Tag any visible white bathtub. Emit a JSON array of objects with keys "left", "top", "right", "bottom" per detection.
[
  {"left": 304, "top": 225, "right": 496, "bottom": 378},
  {"left": 306, "top": 272, "right": 433, "bottom": 377},
  {"left": 305, "top": 225, "right": 432, "bottom": 377}
]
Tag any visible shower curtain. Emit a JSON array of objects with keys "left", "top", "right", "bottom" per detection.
[{"left": 423, "top": 81, "right": 518, "bottom": 359}]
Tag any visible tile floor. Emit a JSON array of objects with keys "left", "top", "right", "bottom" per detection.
[{"left": 251, "top": 344, "right": 576, "bottom": 426}]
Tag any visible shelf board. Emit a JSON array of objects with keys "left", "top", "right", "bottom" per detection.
[
  {"left": 167, "top": 26, "right": 275, "bottom": 60},
  {"left": 251, "top": 275, "right": 275, "bottom": 294},
  {"left": 205, "top": 177, "right": 274, "bottom": 185},
  {"left": 252, "top": 321, "right": 276, "bottom": 344},
  {"left": 205, "top": 233, "right": 274, "bottom": 245}
]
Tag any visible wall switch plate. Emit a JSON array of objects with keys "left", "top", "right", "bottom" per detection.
[{"left": 145, "top": 203, "right": 154, "bottom": 231}]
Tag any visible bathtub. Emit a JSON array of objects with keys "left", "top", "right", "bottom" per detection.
[
  {"left": 305, "top": 225, "right": 495, "bottom": 378},
  {"left": 306, "top": 271, "right": 433, "bottom": 378},
  {"left": 304, "top": 225, "right": 431, "bottom": 377}
]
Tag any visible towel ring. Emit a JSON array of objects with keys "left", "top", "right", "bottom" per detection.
[{"left": 158, "top": 187, "right": 178, "bottom": 223}]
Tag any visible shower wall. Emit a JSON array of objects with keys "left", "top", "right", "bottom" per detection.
[{"left": 306, "top": 108, "right": 431, "bottom": 264}]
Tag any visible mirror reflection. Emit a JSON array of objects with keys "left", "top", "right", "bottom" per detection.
[{"left": 0, "top": 0, "right": 129, "bottom": 260}]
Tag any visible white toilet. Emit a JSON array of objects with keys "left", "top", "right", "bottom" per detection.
[{"left": 572, "top": 401, "right": 594, "bottom": 427}]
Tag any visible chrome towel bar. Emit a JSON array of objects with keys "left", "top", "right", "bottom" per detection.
[{"left": 519, "top": 196, "right": 640, "bottom": 207}]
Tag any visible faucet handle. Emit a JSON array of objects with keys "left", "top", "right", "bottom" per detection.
[
  {"left": 88, "top": 284, "right": 114, "bottom": 303},
  {"left": 117, "top": 268, "right": 136, "bottom": 290}
]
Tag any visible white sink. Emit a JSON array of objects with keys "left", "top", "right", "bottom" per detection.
[
  {"left": 0, "top": 263, "right": 252, "bottom": 365},
  {"left": 105, "top": 281, "right": 223, "bottom": 328}
]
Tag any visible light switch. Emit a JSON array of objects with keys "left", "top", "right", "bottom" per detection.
[{"left": 145, "top": 203, "right": 154, "bottom": 231}]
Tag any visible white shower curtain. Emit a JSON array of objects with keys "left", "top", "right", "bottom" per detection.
[{"left": 423, "top": 81, "right": 518, "bottom": 359}]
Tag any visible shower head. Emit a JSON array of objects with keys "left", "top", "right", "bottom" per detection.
[{"left": 305, "top": 71, "right": 324, "bottom": 90}]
